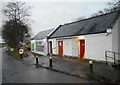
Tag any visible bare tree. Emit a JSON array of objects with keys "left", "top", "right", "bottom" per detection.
[
  {"left": 90, "top": 0, "right": 120, "bottom": 18},
  {"left": 2, "top": 1, "right": 32, "bottom": 49},
  {"left": 103, "top": 8, "right": 111, "bottom": 13},
  {"left": 3, "top": 1, "right": 31, "bottom": 24},
  {"left": 107, "top": 0, "right": 120, "bottom": 11}
]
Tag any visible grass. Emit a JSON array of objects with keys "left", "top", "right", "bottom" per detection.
[
  {"left": 7, "top": 49, "right": 28, "bottom": 59},
  {"left": 87, "top": 72, "right": 99, "bottom": 81},
  {"left": 7, "top": 50, "right": 20, "bottom": 59}
]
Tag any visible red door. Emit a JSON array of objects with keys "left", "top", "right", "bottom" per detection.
[
  {"left": 80, "top": 40, "right": 85, "bottom": 59},
  {"left": 58, "top": 41, "right": 63, "bottom": 57},
  {"left": 50, "top": 41, "right": 52, "bottom": 54}
]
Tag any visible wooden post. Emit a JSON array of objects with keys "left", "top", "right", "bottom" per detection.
[
  {"left": 113, "top": 52, "right": 115, "bottom": 65},
  {"left": 105, "top": 51, "right": 107, "bottom": 64}
]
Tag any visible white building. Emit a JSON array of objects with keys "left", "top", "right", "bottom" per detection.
[
  {"left": 31, "top": 29, "right": 54, "bottom": 56},
  {"left": 48, "top": 11, "right": 120, "bottom": 62}
]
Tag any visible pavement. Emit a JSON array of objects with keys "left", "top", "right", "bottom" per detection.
[
  {"left": 22, "top": 53, "right": 120, "bottom": 84},
  {"left": 2, "top": 48, "right": 97, "bottom": 83},
  {"left": 0, "top": 48, "right": 2, "bottom": 84}
]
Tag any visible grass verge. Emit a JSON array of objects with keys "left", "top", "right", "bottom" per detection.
[
  {"left": 87, "top": 72, "right": 99, "bottom": 81},
  {"left": 7, "top": 49, "right": 28, "bottom": 59}
]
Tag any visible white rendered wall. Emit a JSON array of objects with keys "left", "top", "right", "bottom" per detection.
[
  {"left": 49, "top": 39, "right": 57, "bottom": 55},
  {"left": 50, "top": 37, "right": 79, "bottom": 57},
  {"left": 59, "top": 37, "right": 79, "bottom": 57},
  {"left": 112, "top": 18, "right": 119, "bottom": 53},
  {"left": 43, "top": 39, "right": 48, "bottom": 55},
  {"left": 112, "top": 16, "right": 120, "bottom": 60},
  {"left": 72, "top": 38, "right": 79, "bottom": 57},
  {"left": 31, "top": 39, "right": 48, "bottom": 56},
  {"left": 118, "top": 17, "right": 120, "bottom": 60},
  {"left": 49, "top": 37, "right": 79, "bottom": 57},
  {"left": 85, "top": 33, "right": 112, "bottom": 61},
  {"left": 63, "top": 39, "right": 72, "bottom": 56}
]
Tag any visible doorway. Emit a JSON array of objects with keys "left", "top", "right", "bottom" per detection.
[
  {"left": 58, "top": 41, "right": 63, "bottom": 57},
  {"left": 80, "top": 39, "right": 85, "bottom": 59},
  {"left": 49, "top": 41, "right": 52, "bottom": 54}
]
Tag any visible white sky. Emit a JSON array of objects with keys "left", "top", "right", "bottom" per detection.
[{"left": 0, "top": 0, "right": 113, "bottom": 37}]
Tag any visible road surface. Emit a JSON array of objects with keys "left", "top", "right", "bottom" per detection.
[
  {"left": 1, "top": 48, "right": 96, "bottom": 83},
  {"left": 0, "top": 48, "right": 2, "bottom": 84}
]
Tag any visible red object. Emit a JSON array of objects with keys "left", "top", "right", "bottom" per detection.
[
  {"left": 28, "top": 48, "right": 31, "bottom": 51},
  {"left": 19, "top": 49, "right": 23, "bottom": 54},
  {"left": 80, "top": 40, "right": 85, "bottom": 59},
  {"left": 24, "top": 48, "right": 26, "bottom": 53},
  {"left": 50, "top": 41, "right": 52, "bottom": 54},
  {"left": 58, "top": 41, "right": 63, "bottom": 57}
]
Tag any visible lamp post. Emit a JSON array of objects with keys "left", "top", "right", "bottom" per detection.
[
  {"left": 49, "top": 56, "right": 52, "bottom": 67},
  {"left": 89, "top": 61, "right": 93, "bottom": 74},
  {"left": 35, "top": 56, "right": 39, "bottom": 68}
]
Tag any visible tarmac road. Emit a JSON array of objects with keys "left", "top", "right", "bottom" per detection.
[
  {"left": 0, "top": 48, "right": 2, "bottom": 84},
  {"left": 1, "top": 48, "right": 95, "bottom": 83}
]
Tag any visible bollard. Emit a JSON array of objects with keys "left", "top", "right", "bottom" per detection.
[
  {"left": 35, "top": 56, "right": 39, "bottom": 68},
  {"left": 19, "top": 48, "right": 23, "bottom": 59},
  {"left": 20, "top": 54, "right": 22, "bottom": 59},
  {"left": 89, "top": 61, "right": 93, "bottom": 74},
  {"left": 49, "top": 57, "right": 52, "bottom": 67}
]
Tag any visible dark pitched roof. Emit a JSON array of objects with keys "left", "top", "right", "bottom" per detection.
[
  {"left": 49, "top": 11, "right": 120, "bottom": 38},
  {"left": 32, "top": 28, "right": 54, "bottom": 40}
]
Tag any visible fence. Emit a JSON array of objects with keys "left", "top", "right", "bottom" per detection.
[{"left": 105, "top": 51, "right": 120, "bottom": 65}]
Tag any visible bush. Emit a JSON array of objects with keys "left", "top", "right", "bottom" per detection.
[{"left": 7, "top": 49, "right": 28, "bottom": 59}]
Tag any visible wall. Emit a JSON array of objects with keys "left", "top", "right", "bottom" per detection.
[
  {"left": 49, "top": 37, "right": 79, "bottom": 57},
  {"left": 118, "top": 16, "right": 120, "bottom": 60},
  {"left": 49, "top": 39, "right": 57, "bottom": 55},
  {"left": 85, "top": 33, "right": 112, "bottom": 61},
  {"left": 31, "top": 39, "right": 48, "bottom": 56},
  {"left": 63, "top": 39, "right": 72, "bottom": 56},
  {"left": 112, "top": 17, "right": 119, "bottom": 53},
  {"left": 112, "top": 16, "right": 120, "bottom": 60},
  {"left": 72, "top": 38, "right": 79, "bottom": 57},
  {"left": 58, "top": 37, "right": 79, "bottom": 57}
]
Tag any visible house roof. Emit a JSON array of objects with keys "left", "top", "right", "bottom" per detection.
[
  {"left": 32, "top": 28, "right": 54, "bottom": 40},
  {"left": 49, "top": 11, "right": 120, "bottom": 38}
]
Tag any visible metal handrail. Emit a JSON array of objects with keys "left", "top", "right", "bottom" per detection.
[
  {"left": 106, "top": 55, "right": 119, "bottom": 61},
  {"left": 106, "top": 51, "right": 120, "bottom": 55},
  {"left": 105, "top": 51, "right": 120, "bottom": 65}
]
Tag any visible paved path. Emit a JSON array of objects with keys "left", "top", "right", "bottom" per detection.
[
  {"left": 2, "top": 48, "right": 96, "bottom": 83},
  {"left": 23, "top": 54, "right": 120, "bottom": 83},
  {"left": 94, "top": 63, "right": 120, "bottom": 82},
  {"left": 0, "top": 48, "right": 2, "bottom": 84}
]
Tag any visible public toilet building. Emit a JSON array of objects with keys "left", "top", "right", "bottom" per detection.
[
  {"left": 48, "top": 11, "right": 120, "bottom": 62},
  {"left": 31, "top": 29, "right": 54, "bottom": 56}
]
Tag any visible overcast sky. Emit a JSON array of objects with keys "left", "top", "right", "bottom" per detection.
[{"left": 0, "top": 0, "right": 113, "bottom": 38}]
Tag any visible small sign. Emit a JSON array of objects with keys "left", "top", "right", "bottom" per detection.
[{"left": 19, "top": 49, "right": 24, "bottom": 54}]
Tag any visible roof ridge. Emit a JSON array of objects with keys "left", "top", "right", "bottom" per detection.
[
  {"left": 39, "top": 28, "right": 54, "bottom": 33},
  {"left": 63, "top": 11, "right": 119, "bottom": 26},
  {"left": 32, "top": 28, "right": 54, "bottom": 39},
  {"left": 49, "top": 10, "right": 119, "bottom": 38}
]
